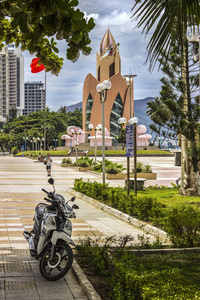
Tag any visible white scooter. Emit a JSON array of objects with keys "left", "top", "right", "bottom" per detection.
[{"left": 23, "top": 178, "right": 78, "bottom": 281}]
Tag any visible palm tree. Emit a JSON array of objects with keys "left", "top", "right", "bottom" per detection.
[
  {"left": 59, "top": 106, "right": 68, "bottom": 114},
  {"left": 132, "top": 1, "right": 200, "bottom": 195},
  {"left": 132, "top": 0, "right": 199, "bottom": 69}
]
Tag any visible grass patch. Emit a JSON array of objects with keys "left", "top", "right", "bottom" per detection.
[
  {"left": 137, "top": 186, "right": 200, "bottom": 210},
  {"left": 89, "top": 149, "right": 172, "bottom": 156},
  {"left": 16, "top": 150, "right": 69, "bottom": 156},
  {"left": 76, "top": 236, "right": 200, "bottom": 300}
]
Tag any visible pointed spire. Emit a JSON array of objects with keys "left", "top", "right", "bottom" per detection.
[{"left": 100, "top": 29, "right": 116, "bottom": 55}]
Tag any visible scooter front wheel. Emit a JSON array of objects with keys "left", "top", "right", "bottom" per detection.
[{"left": 39, "top": 241, "right": 73, "bottom": 281}]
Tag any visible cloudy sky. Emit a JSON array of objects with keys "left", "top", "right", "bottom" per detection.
[{"left": 24, "top": 0, "right": 162, "bottom": 111}]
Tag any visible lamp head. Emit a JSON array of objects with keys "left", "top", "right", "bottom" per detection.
[
  {"left": 118, "top": 117, "right": 127, "bottom": 125},
  {"left": 129, "top": 117, "right": 138, "bottom": 124},
  {"left": 88, "top": 124, "right": 94, "bottom": 131},
  {"left": 96, "top": 83, "right": 105, "bottom": 93},
  {"left": 102, "top": 80, "right": 112, "bottom": 90}
]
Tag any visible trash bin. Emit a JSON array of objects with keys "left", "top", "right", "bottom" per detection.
[{"left": 174, "top": 151, "right": 181, "bottom": 166}]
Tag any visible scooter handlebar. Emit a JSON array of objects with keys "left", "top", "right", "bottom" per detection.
[{"left": 42, "top": 188, "right": 48, "bottom": 194}]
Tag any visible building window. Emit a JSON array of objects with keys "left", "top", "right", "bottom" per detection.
[
  {"left": 110, "top": 93, "right": 124, "bottom": 137},
  {"left": 85, "top": 93, "right": 94, "bottom": 130},
  {"left": 109, "top": 63, "right": 115, "bottom": 78}
]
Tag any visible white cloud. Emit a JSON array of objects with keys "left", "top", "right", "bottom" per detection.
[
  {"left": 99, "top": 10, "right": 131, "bottom": 26},
  {"left": 84, "top": 12, "right": 100, "bottom": 21}
]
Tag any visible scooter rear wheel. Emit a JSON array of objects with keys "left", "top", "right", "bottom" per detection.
[{"left": 39, "top": 241, "right": 73, "bottom": 281}]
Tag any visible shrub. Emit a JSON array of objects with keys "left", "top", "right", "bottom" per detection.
[
  {"left": 132, "top": 162, "right": 144, "bottom": 173},
  {"left": 62, "top": 158, "right": 72, "bottom": 164},
  {"left": 106, "top": 161, "right": 125, "bottom": 174},
  {"left": 74, "top": 156, "right": 94, "bottom": 167},
  {"left": 31, "top": 151, "right": 38, "bottom": 157},
  {"left": 73, "top": 179, "right": 165, "bottom": 223},
  {"left": 165, "top": 206, "right": 200, "bottom": 247},
  {"left": 12, "top": 147, "right": 18, "bottom": 155},
  {"left": 73, "top": 180, "right": 200, "bottom": 248},
  {"left": 94, "top": 159, "right": 125, "bottom": 174},
  {"left": 143, "top": 164, "right": 152, "bottom": 173},
  {"left": 132, "top": 162, "right": 153, "bottom": 173},
  {"left": 76, "top": 237, "right": 200, "bottom": 299}
]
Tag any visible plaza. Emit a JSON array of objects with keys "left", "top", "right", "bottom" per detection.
[{"left": 0, "top": 154, "right": 180, "bottom": 299}]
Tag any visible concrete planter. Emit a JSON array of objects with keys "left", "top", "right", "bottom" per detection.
[
  {"left": 75, "top": 166, "right": 94, "bottom": 172},
  {"left": 60, "top": 163, "right": 74, "bottom": 167},
  {"left": 105, "top": 172, "right": 157, "bottom": 180},
  {"left": 136, "top": 172, "right": 157, "bottom": 180},
  {"left": 106, "top": 173, "right": 127, "bottom": 180}
]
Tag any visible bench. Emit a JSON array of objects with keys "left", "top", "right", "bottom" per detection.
[{"left": 125, "top": 178, "right": 147, "bottom": 190}]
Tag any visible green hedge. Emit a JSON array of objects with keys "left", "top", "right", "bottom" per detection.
[
  {"left": 74, "top": 179, "right": 200, "bottom": 247},
  {"left": 76, "top": 237, "right": 200, "bottom": 300},
  {"left": 74, "top": 179, "right": 166, "bottom": 223}
]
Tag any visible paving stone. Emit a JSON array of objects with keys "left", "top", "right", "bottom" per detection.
[{"left": 0, "top": 155, "right": 181, "bottom": 299}]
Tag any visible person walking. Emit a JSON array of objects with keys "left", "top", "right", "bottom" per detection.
[{"left": 44, "top": 153, "right": 53, "bottom": 177}]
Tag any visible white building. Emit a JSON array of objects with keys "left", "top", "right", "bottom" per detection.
[
  {"left": 0, "top": 44, "right": 24, "bottom": 122},
  {"left": 23, "top": 81, "right": 45, "bottom": 116}
]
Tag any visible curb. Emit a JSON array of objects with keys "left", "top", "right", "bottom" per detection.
[
  {"left": 71, "top": 259, "right": 102, "bottom": 300},
  {"left": 67, "top": 188, "right": 169, "bottom": 242}
]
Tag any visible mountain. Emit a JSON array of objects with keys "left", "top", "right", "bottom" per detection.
[
  {"left": 65, "top": 101, "right": 82, "bottom": 112},
  {"left": 134, "top": 97, "right": 154, "bottom": 134}
]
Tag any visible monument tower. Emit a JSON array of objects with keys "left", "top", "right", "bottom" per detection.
[{"left": 82, "top": 29, "right": 134, "bottom": 137}]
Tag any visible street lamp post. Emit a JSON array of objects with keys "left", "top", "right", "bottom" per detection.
[
  {"left": 123, "top": 73, "right": 137, "bottom": 119},
  {"left": 88, "top": 124, "right": 100, "bottom": 165},
  {"left": 118, "top": 117, "right": 129, "bottom": 194},
  {"left": 129, "top": 117, "right": 138, "bottom": 195},
  {"left": 158, "top": 137, "right": 164, "bottom": 150},
  {"left": 33, "top": 138, "right": 37, "bottom": 153},
  {"left": 166, "top": 138, "right": 169, "bottom": 151},
  {"left": 30, "top": 140, "right": 34, "bottom": 151},
  {"left": 96, "top": 80, "right": 112, "bottom": 184},
  {"left": 37, "top": 137, "right": 41, "bottom": 151},
  {"left": 71, "top": 129, "right": 82, "bottom": 162},
  {"left": 23, "top": 136, "right": 28, "bottom": 152},
  {"left": 69, "top": 137, "right": 73, "bottom": 151},
  {"left": 53, "top": 139, "right": 58, "bottom": 149}
]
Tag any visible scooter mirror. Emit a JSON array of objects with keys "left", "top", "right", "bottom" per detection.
[
  {"left": 72, "top": 204, "right": 79, "bottom": 209},
  {"left": 71, "top": 197, "right": 76, "bottom": 202},
  {"left": 48, "top": 178, "right": 54, "bottom": 185}
]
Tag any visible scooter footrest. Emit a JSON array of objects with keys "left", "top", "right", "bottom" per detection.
[
  {"left": 23, "top": 231, "right": 31, "bottom": 241},
  {"left": 30, "top": 250, "right": 37, "bottom": 257}
]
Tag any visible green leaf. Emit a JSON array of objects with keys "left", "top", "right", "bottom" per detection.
[{"left": 69, "top": 0, "right": 79, "bottom": 7}]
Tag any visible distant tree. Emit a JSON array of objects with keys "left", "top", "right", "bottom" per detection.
[
  {"left": 59, "top": 106, "right": 68, "bottom": 114},
  {"left": 0, "top": 0, "right": 95, "bottom": 75},
  {"left": 3, "top": 109, "right": 83, "bottom": 149},
  {"left": 0, "top": 133, "right": 11, "bottom": 153},
  {"left": 7, "top": 106, "right": 17, "bottom": 122}
]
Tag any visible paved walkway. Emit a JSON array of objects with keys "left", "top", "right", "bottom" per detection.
[{"left": 0, "top": 155, "right": 180, "bottom": 300}]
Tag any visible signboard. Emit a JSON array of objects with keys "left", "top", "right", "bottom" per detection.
[{"left": 126, "top": 124, "right": 133, "bottom": 157}]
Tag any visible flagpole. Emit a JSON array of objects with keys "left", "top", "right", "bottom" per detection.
[{"left": 44, "top": 71, "right": 46, "bottom": 157}]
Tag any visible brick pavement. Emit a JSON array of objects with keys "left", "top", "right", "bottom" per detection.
[{"left": 1, "top": 155, "right": 168, "bottom": 300}]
